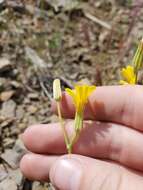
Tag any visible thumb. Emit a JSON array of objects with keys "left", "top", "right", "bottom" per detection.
[{"left": 49, "top": 155, "right": 122, "bottom": 190}]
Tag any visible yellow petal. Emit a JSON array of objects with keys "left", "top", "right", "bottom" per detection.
[
  {"left": 120, "top": 65, "right": 136, "bottom": 85},
  {"left": 66, "top": 85, "right": 96, "bottom": 113},
  {"left": 65, "top": 88, "right": 75, "bottom": 98},
  {"left": 119, "top": 80, "right": 128, "bottom": 85}
]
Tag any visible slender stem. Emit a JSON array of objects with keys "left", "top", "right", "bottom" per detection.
[
  {"left": 134, "top": 67, "right": 138, "bottom": 84},
  {"left": 135, "top": 72, "right": 138, "bottom": 84},
  {"left": 67, "top": 143, "right": 72, "bottom": 154},
  {"left": 75, "top": 111, "right": 83, "bottom": 131},
  {"left": 57, "top": 102, "right": 70, "bottom": 148},
  {"left": 68, "top": 130, "right": 80, "bottom": 153},
  {"left": 68, "top": 111, "right": 83, "bottom": 153}
]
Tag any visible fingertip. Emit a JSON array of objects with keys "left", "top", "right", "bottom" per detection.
[
  {"left": 20, "top": 154, "right": 57, "bottom": 181},
  {"left": 22, "top": 124, "right": 49, "bottom": 151},
  {"left": 21, "top": 123, "right": 66, "bottom": 154},
  {"left": 22, "top": 125, "right": 38, "bottom": 148},
  {"left": 20, "top": 154, "right": 35, "bottom": 181},
  {"left": 22, "top": 124, "right": 38, "bottom": 138},
  {"left": 49, "top": 156, "right": 82, "bottom": 190}
]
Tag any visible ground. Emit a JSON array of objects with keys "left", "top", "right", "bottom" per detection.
[{"left": 0, "top": 0, "right": 143, "bottom": 189}]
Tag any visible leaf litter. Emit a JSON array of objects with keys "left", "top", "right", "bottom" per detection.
[{"left": 0, "top": 0, "right": 143, "bottom": 189}]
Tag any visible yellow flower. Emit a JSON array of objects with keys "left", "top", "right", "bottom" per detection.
[
  {"left": 66, "top": 84, "right": 96, "bottom": 142},
  {"left": 66, "top": 85, "right": 96, "bottom": 113},
  {"left": 120, "top": 65, "right": 136, "bottom": 85}
]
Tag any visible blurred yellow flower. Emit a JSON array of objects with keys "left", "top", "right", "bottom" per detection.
[
  {"left": 66, "top": 85, "right": 96, "bottom": 113},
  {"left": 120, "top": 65, "right": 136, "bottom": 85}
]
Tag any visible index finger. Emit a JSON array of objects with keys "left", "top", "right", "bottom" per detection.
[{"left": 52, "top": 85, "right": 143, "bottom": 131}]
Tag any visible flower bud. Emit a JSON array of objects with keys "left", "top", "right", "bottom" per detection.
[
  {"left": 53, "top": 79, "right": 62, "bottom": 101},
  {"left": 133, "top": 38, "right": 143, "bottom": 72}
]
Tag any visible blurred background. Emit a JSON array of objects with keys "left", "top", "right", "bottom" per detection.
[{"left": 0, "top": 0, "right": 143, "bottom": 189}]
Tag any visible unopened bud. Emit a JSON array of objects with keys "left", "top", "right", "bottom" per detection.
[
  {"left": 133, "top": 38, "right": 143, "bottom": 72},
  {"left": 53, "top": 79, "right": 62, "bottom": 101}
]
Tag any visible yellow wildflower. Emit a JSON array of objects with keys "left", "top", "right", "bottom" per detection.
[
  {"left": 65, "top": 84, "right": 96, "bottom": 153},
  {"left": 53, "top": 82, "right": 96, "bottom": 154},
  {"left": 66, "top": 84, "right": 96, "bottom": 132},
  {"left": 66, "top": 85, "right": 96, "bottom": 114},
  {"left": 120, "top": 65, "right": 136, "bottom": 85}
]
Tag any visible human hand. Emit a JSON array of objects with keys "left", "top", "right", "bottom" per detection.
[{"left": 20, "top": 85, "right": 143, "bottom": 190}]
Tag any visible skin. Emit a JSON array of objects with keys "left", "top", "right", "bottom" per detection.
[{"left": 20, "top": 85, "right": 143, "bottom": 190}]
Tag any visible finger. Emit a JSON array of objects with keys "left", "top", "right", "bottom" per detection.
[
  {"left": 20, "top": 153, "right": 58, "bottom": 181},
  {"left": 50, "top": 154, "right": 143, "bottom": 190},
  {"left": 22, "top": 123, "right": 143, "bottom": 171},
  {"left": 20, "top": 153, "right": 143, "bottom": 190},
  {"left": 52, "top": 85, "right": 143, "bottom": 131}
]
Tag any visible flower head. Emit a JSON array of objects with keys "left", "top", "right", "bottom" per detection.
[
  {"left": 120, "top": 65, "right": 136, "bottom": 85},
  {"left": 66, "top": 85, "right": 96, "bottom": 113}
]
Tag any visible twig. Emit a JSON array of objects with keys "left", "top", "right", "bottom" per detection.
[
  {"left": 84, "top": 12, "right": 112, "bottom": 30},
  {"left": 39, "top": 80, "right": 52, "bottom": 100}
]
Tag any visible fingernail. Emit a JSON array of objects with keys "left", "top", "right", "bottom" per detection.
[{"left": 50, "top": 158, "right": 82, "bottom": 190}]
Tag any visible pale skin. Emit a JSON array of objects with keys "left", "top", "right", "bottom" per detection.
[{"left": 20, "top": 85, "right": 143, "bottom": 190}]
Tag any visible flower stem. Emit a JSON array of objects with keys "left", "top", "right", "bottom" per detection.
[
  {"left": 135, "top": 72, "right": 138, "bottom": 84},
  {"left": 68, "top": 129, "right": 80, "bottom": 154},
  {"left": 68, "top": 112, "right": 83, "bottom": 153},
  {"left": 75, "top": 112, "right": 83, "bottom": 131},
  {"left": 57, "top": 102, "right": 69, "bottom": 149}
]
